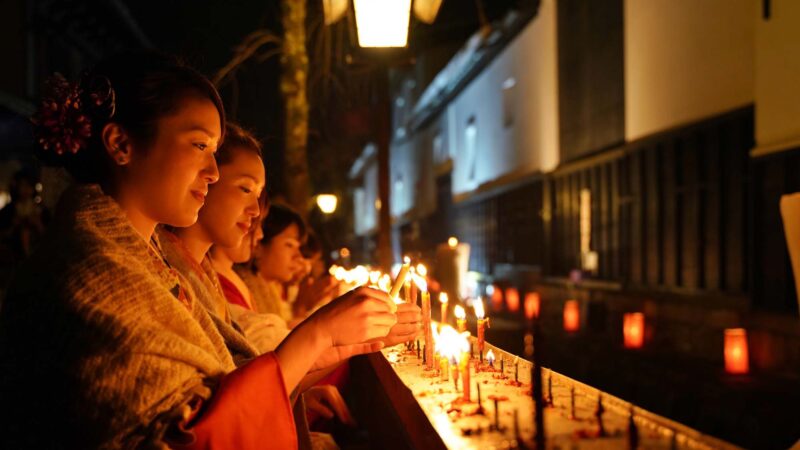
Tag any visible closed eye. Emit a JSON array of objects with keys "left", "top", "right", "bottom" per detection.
[
  {"left": 240, "top": 187, "right": 252, "bottom": 194},
  {"left": 194, "top": 143, "right": 208, "bottom": 151}
]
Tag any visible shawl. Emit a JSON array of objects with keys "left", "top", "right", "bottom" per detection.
[
  {"left": 157, "top": 228, "right": 260, "bottom": 364},
  {"left": 0, "top": 184, "right": 236, "bottom": 449},
  {"left": 236, "top": 265, "right": 293, "bottom": 322}
]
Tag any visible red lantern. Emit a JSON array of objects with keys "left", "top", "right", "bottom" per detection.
[
  {"left": 505, "top": 287, "right": 520, "bottom": 313},
  {"left": 563, "top": 300, "right": 580, "bottom": 332},
  {"left": 524, "top": 292, "right": 540, "bottom": 320},
  {"left": 724, "top": 328, "right": 749, "bottom": 374},
  {"left": 623, "top": 312, "right": 645, "bottom": 349},
  {"left": 490, "top": 284, "right": 503, "bottom": 311}
]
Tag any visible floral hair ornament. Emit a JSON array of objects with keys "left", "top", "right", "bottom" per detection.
[{"left": 30, "top": 73, "right": 116, "bottom": 156}]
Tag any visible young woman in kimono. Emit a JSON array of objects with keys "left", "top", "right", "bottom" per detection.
[{"left": 0, "top": 51, "right": 395, "bottom": 450}]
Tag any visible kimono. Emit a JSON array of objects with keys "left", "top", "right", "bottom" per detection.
[
  {"left": 0, "top": 184, "right": 296, "bottom": 449},
  {"left": 236, "top": 265, "right": 294, "bottom": 322},
  {"left": 218, "top": 272, "right": 290, "bottom": 353}
]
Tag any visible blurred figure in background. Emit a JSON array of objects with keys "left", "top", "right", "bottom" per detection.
[{"left": 0, "top": 168, "right": 49, "bottom": 261}]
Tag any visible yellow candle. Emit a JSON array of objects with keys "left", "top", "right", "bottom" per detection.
[
  {"left": 440, "top": 356, "right": 449, "bottom": 381},
  {"left": 439, "top": 292, "right": 449, "bottom": 323},
  {"left": 461, "top": 352, "right": 471, "bottom": 401},
  {"left": 455, "top": 305, "right": 467, "bottom": 332},
  {"left": 389, "top": 263, "right": 411, "bottom": 300}
]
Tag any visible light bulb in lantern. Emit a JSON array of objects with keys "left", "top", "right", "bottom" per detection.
[
  {"left": 316, "top": 194, "right": 338, "bottom": 214},
  {"left": 623, "top": 312, "right": 645, "bottom": 349},
  {"left": 524, "top": 292, "right": 541, "bottom": 320},
  {"left": 448, "top": 237, "right": 458, "bottom": 248},
  {"left": 505, "top": 287, "right": 520, "bottom": 313},
  {"left": 353, "top": 0, "right": 412, "bottom": 47},
  {"left": 724, "top": 328, "right": 749, "bottom": 374},
  {"left": 563, "top": 300, "right": 580, "bottom": 332}
]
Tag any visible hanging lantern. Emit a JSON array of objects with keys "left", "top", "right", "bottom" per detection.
[
  {"left": 413, "top": 0, "right": 444, "bottom": 24},
  {"left": 353, "top": 0, "right": 412, "bottom": 47},
  {"left": 316, "top": 194, "right": 338, "bottom": 214},
  {"left": 724, "top": 328, "right": 749, "bottom": 375},
  {"left": 623, "top": 313, "right": 645, "bottom": 349},
  {"left": 524, "top": 292, "right": 540, "bottom": 320},
  {"left": 563, "top": 300, "right": 580, "bottom": 332},
  {"left": 505, "top": 287, "right": 520, "bottom": 313}
]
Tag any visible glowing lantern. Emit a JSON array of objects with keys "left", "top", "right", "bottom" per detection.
[
  {"left": 524, "top": 292, "right": 541, "bottom": 320},
  {"left": 353, "top": 0, "right": 412, "bottom": 47},
  {"left": 505, "top": 287, "right": 520, "bottom": 313},
  {"left": 623, "top": 313, "right": 645, "bottom": 349},
  {"left": 316, "top": 194, "right": 338, "bottom": 214},
  {"left": 488, "top": 284, "right": 503, "bottom": 311},
  {"left": 563, "top": 300, "right": 580, "bottom": 332},
  {"left": 724, "top": 328, "right": 749, "bottom": 374}
]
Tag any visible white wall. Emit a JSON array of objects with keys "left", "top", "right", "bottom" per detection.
[
  {"left": 755, "top": 0, "right": 800, "bottom": 154},
  {"left": 624, "top": 0, "right": 754, "bottom": 141},
  {"left": 450, "top": 0, "right": 559, "bottom": 196},
  {"left": 353, "top": 162, "right": 378, "bottom": 236}
]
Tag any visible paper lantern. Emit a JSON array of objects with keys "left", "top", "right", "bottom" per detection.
[
  {"left": 353, "top": 0, "right": 412, "bottom": 47},
  {"left": 724, "top": 328, "right": 749, "bottom": 374},
  {"left": 563, "top": 300, "right": 580, "bottom": 332},
  {"left": 505, "top": 287, "right": 520, "bottom": 313},
  {"left": 623, "top": 312, "right": 645, "bottom": 349},
  {"left": 524, "top": 292, "right": 540, "bottom": 320},
  {"left": 413, "top": 0, "right": 444, "bottom": 24}
]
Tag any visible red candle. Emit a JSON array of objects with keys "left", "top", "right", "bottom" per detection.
[
  {"left": 563, "top": 300, "right": 580, "bottom": 332},
  {"left": 524, "top": 292, "right": 541, "bottom": 320},
  {"left": 724, "top": 328, "right": 749, "bottom": 374},
  {"left": 505, "top": 287, "right": 520, "bottom": 313},
  {"left": 623, "top": 312, "right": 645, "bottom": 349},
  {"left": 421, "top": 292, "right": 434, "bottom": 370}
]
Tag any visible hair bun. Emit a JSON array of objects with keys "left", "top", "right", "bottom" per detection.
[
  {"left": 30, "top": 73, "right": 92, "bottom": 156},
  {"left": 81, "top": 73, "right": 116, "bottom": 121}
]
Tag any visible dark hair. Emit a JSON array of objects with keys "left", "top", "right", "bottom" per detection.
[
  {"left": 216, "top": 122, "right": 262, "bottom": 166},
  {"left": 261, "top": 204, "right": 306, "bottom": 246},
  {"left": 301, "top": 231, "right": 322, "bottom": 258},
  {"left": 32, "top": 51, "right": 225, "bottom": 183}
]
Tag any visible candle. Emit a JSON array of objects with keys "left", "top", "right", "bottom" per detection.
[
  {"left": 416, "top": 340, "right": 420, "bottom": 359},
  {"left": 389, "top": 262, "right": 411, "bottom": 300},
  {"left": 404, "top": 270, "right": 412, "bottom": 303},
  {"left": 440, "top": 355, "right": 449, "bottom": 381},
  {"left": 422, "top": 293, "right": 433, "bottom": 369},
  {"left": 623, "top": 312, "right": 645, "bottom": 349},
  {"left": 505, "top": 287, "right": 520, "bottom": 313},
  {"left": 461, "top": 352, "right": 470, "bottom": 401},
  {"left": 500, "top": 356, "right": 505, "bottom": 374},
  {"left": 724, "top": 328, "right": 749, "bottom": 374},
  {"left": 411, "top": 272, "right": 426, "bottom": 307},
  {"left": 569, "top": 386, "right": 576, "bottom": 419},
  {"left": 486, "top": 349, "right": 495, "bottom": 367},
  {"left": 474, "top": 299, "right": 489, "bottom": 356},
  {"left": 455, "top": 305, "right": 467, "bottom": 332},
  {"left": 514, "top": 359, "right": 519, "bottom": 382},
  {"left": 524, "top": 292, "right": 541, "bottom": 321},
  {"left": 451, "top": 354, "right": 459, "bottom": 390},
  {"left": 563, "top": 299, "right": 580, "bottom": 332},
  {"left": 439, "top": 292, "right": 449, "bottom": 324}
]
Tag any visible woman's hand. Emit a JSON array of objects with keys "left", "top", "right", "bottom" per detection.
[
  {"left": 372, "top": 302, "right": 422, "bottom": 347},
  {"left": 310, "top": 341, "right": 384, "bottom": 371},
  {"left": 293, "top": 275, "right": 339, "bottom": 317},
  {"left": 313, "top": 287, "right": 397, "bottom": 347},
  {"left": 304, "top": 385, "right": 356, "bottom": 426}
]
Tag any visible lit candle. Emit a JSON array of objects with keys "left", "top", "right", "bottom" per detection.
[
  {"left": 461, "top": 351, "right": 471, "bottom": 401},
  {"left": 448, "top": 236, "right": 458, "bottom": 249},
  {"left": 524, "top": 292, "right": 541, "bottom": 321},
  {"left": 505, "top": 287, "right": 520, "bottom": 313},
  {"left": 440, "top": 355, "right": 449, "bottom": 381},
  {"left": 403, "top": 260, "right": 413, "bottom": 303},
  {"left": 439, "top": 292, "right": 449, "bottom": 324},
  {"left": 486, "top": 349, "right": 495, "bottom": 368},
  {"left": 389, "top": 261, "right": 411, "bottom": 301},
  {"left": 411, "top": 272, "right": 426, "bottom": 307},
  {"left": 474, "top": 299, "right": 489, "bottom": 357},
  {"left": 563, "top": 299, "right": 580, "bottom": 332},
  {"left": 724, "top": 328, "right": 749, "bottom": 374},
  {"left": 451, "top": 354, "right": 459, "bottom": 390},
  {"left": 623, "top": 312, "right": 645, "bottom": 349},
  {"left": 455, "top": 305, "right": 467, "bottom": 332}
]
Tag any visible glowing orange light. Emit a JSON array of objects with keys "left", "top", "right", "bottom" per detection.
[
  {"left": 563, "top": 300, "right": 580, "bottom": 332},
  {"left": 623, "top": 312, "right": 645, "bottom": 349},
  {"left": 724, "top": 328, "right": 749, "bottom": 375},
  {"left": 524, "top": 292, "right": 540, "bottom": 320},
  {"left": 490, "top": 285, "right": 503, "bottom": 311},
  {"left": 505, "top": 287, "right": 520, "bottom": 313}
]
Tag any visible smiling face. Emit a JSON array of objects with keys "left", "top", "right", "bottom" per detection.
[
  {"left": 257, "top": 223, "right": 304, "bottom": 283},
  {"left": 123, "top": 96, "right": 222, "bottom": 227},
  {"left": 197, "top": 147, "right": 265, "bottom": 249}
]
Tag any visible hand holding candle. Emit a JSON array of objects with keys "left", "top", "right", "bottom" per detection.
[{"left": 390, "top": 262, "right": 411, "bottom": 301}]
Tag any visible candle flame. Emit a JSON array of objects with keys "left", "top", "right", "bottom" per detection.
[
  {"left": 434, "top": 324, "right": 470, "bottom": 359},
  {"left": 369, "top": 270, "right": 381, "bottom": 286},
  {"left": 473, "top": 298, "right": 485, "bottom": 319},
  {"left": 448, "top": 237, "right": 458, "bottom": 248},
  {"left": 454, "top": 304, "right": 466, "bottom": 320},
  {"left": 412, "top": 273, "right": 428, "bottom": 292},
  {"left": 416, "top": 263, "right": 428, "bottom": 277},
  {"left": 486, "top": 349, "right": 495, "bottom": 363},
  {"left": 439, "top": 292, "right": 449, "bottom": 304},
  {"left": 403, "top": 255, "right": 411, "bottom": 264},
  {"left": 378, "top": 274, "right": 392, "bottom": 292}
]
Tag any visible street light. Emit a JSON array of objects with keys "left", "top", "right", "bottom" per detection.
[
  {"left": 316, "top": 194, "right": 338, "bottom": 214},
  {"left": 353, "top": 0, "right": 412, "bottom": 47}
]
